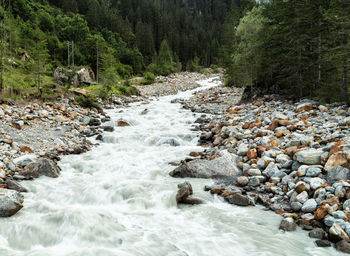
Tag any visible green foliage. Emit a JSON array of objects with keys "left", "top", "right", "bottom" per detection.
[
  {"left": 142, "top": 72, "right": 155, "bottom": 85},
  {"left": 76, "top": 95, "right": 101, "bottom": 109}
]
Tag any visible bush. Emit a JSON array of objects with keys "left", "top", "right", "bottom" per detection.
[
  {"left": 142, "top": 72, "right": 155, "bottom": 85},
  {"left": 76, "top": 95, "right": 101, "bottom": 109}
]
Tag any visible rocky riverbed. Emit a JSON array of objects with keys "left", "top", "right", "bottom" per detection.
[
  {"left": 171, "top": 85, "right": 350, "bottom": 254},
  {"left": 0, "top": 72, "right": 219, "bottom": 218},
  {"left": 136, "top": 72, "right": 215, "bottom": 97}
]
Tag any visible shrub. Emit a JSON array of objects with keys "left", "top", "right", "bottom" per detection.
[
  {"left": 76, "top": 95, "right": 101, "bottom": 109},
  {"left": 142, "top": 72, "right": 155, "bottom": 85}
]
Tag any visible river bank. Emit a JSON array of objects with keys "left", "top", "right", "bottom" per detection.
[{"left": 170, "top": 83, "right": 350, "bottom": 254}]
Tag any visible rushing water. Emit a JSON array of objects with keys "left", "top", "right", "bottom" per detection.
[{"left": 0, "top": 78, "right": 342, "bottom": 256}]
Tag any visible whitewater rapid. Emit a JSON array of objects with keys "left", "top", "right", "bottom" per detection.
[{"left": 0, "top": 77, "right": 341, "bottom": 255}]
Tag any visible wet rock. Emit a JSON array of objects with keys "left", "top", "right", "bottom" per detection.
[
  {"left": 225, "top": 193, "right": 251, "bottom": 206},
  {"left": 336, "top": 240, "right": 350, "bottom": 254},
  {"left": 169, "top": 150, "right": 242, "bottom": 179},
  {"left": 315, "top": 240, "right": 331, "bottom": 247},
  {"left": 157, "top": 138, "right": 180, "bottom": 147},
  {"left": 279, "top": 217, "right": 296, "bottom": 231},
  {"left": 20, "top": 158, "right": 61, "bottom": 179},
  {"left": 309, "top": 228, "right": 325, "bottom": 239},
  {"left": 295, "top": 149, "right": 322, "bottom": 165},
  {"left": 176, "top": 182, "right": 202, "bottom": 205},
  {"left": 0, "top": 189, "right": 24, "bottom": 217},
  {"left": 5, "top": 180, "right": 28, "bottom": 193},
  {"left": 117, "top": 119, "right": 130, "bottom": 127},
  {"left": 102, "top": 126, "right": 114, "bottom": 132}
]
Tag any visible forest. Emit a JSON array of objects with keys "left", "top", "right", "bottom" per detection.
[{"left": 0, "top": 0, "right": 348, "bottom": 103}]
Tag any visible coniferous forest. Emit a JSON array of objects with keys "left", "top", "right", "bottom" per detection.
[{"left": 0, "top": 0, "right": 348, "bottom": 103}]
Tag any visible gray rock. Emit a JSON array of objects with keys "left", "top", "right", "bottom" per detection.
[
  {"left": 344, "top": 199, "right": 350, "bottom": 211},
  {"left": 248, "top": 169, "right": 261, "bottom": 176},
  {"left": 301, "top": 199, "right": 317, "bottom": 212},
  {"left": 306, "top": 167, "right": 322, "bottom": 177},
  {"left": 0, "top": 189, "right": 24, "bottom": 217},
  {"left": 295, "top": 149, "right": 323, "bottom": 165},
  {"left": 309, "top": 228, "right": 325, "bottom": 239},
  {"left": 248, "top": 176, "right": 260, "bottom": 187},
  {"left": 279, "top": 218, "right": 296, "bottom": 231},
  {"left": 315, "top": 240, "right": 331, "bottom": 247},
  {"left": 225, "top": 193, "right": 251, "bottom": 206},
  {"left": 332, "top": 211, "right": 347, "bottom": 220},
  {"left": 169, "top": 151, "right": 242, "bottom": 179},
  {"left": 5, "top": 180, "right": 28, "bottom": 193},
  {"left": 20, "top": 158, "right": 61, "bottom": 179},
  {"left": 157, "top": 138, "right": 180, "bottom": 147},
  {"left": 309, "top": 177, "right": 325, "bottom": 190},
  {"left": 327, "top": 166, "right": 350, "bottom": 183},
  {"left": 237, "top": 143, "right": 249, "bottom": 156},
  {"left": 296, "top": 191, "right": 309, "bottom": 204},
  {"left": 13, "top": 154, "right": 37, "bottom": 168},
  {"left": 336, "top": 240, "right": 350, "bottom": 254},
  {"left": 263, "top": 162, "right": 280, "bottom": 178},
  {"left": 291, "top": 202, "right": 302, "bottom": 211}
]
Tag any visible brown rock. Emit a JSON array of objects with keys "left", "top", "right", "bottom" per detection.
[
  {"left": 20, "top": 145, "right": 34, "bottom": 154},
  {"left": 268, "top": 119, "right": 279, "bottom": 131},
  {"left": 329, "top": 141, "right": 346, "bottom": 157},
  {"left": 189, "top": 152, "right": 202, "bottom": 157},
  {"left": 247, "top": 149, "right": 258, "bottom": 160},
  {"left": 314, "top": 205, "right": 329, "bottom": 220},
  {"left": 210, "top": 187, "right": 225, "bottom": 195},
  {"left": 117, "top": 120, "right": 130, "bottom": 127},
  {"left": 324, "top": 151, "right": 350, "bottom": 171}
]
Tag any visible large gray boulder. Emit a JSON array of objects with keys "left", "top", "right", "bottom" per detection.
[
  {"left": 54, "top": 67, "right": 95, "bottom": 86},
  {"left": 13, "top": 154, "right": 37, "bottom": 168},
  {"left": 0, "top": 189, "right": 24, "bottom": 217},
  {"left": 20, "top": 158, "right": 61, "bottom": 179},
  {"left": 169, "top": 150, "right": 242, "bottom": 179}
]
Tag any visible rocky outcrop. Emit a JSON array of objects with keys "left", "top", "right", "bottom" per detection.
[
  {"left": 54, "top": 67, "right": 95, "bottom": 86},
  {"left": 170, "top": 150, "right": 241, "bottom": 179}
]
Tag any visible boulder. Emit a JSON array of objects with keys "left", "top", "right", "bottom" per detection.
[
  {"left": 236, "top": 176, "right": 249, "bottom": 187},
  {"left": 225, "top": 193, "right": 251, "bottom": 206},
  {"left": 77, "top": 67, "right": 95, "bottom": 85},
  {"left": 326, "top": 166, "right": 350, "bottom": 183},
  {"left": 117, "top": 119, "right": 130, "bottom": 127},
  {"left": 169, "top": 150, "right": 242, "bottom": 179},
  {"left": 295, "top": 149, "right": 323, "bottom": 165},
  {"left": 20, "top": 158, "right": 61, "bottom": 179},
  {"left": 0, "top": 189, "right": 24, "bottom": 217},
  {"left": 315, "top": 240, "right": 331, "bottom": 247},
  {"left": 156, "top": 138, "right": 180, "bottom": 147}
]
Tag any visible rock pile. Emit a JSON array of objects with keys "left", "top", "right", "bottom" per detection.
[{"left": 174, "top": 86, "right": 350, "bottom": 253}]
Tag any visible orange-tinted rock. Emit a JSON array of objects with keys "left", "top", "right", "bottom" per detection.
[
  {"left": 268, "top": 119, "right": 279, "bottom": 131},
  {"left": 20, "top": 145, "right": 34, "bottom": 154},
  {"left": 324, "top": 151, "right": 350, "bottom": 171},
  {"left": 210, "top": 187, "right": 225, "bottom": 195},
  {"left": 278, "top": 120, "right": 295, "bottom": 126},
  {"left": 329, "top": 141, "right": 347, "bottom": 157},
  {"left": 117, "top": 120, "right": 130, "bottom": 127},
  {"left": 189, "top": 152, "right": 202, "bottom": 157},
  {"left": 247, "top": 148, "right": 258, "bottom": 160},
  {"left": 314, "top": 205, "right": 329, "bottom": 220}
]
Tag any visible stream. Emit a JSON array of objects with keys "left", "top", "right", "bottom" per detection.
[{"left": 0, "top": 77, "right": 341, "bottom": 255}]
